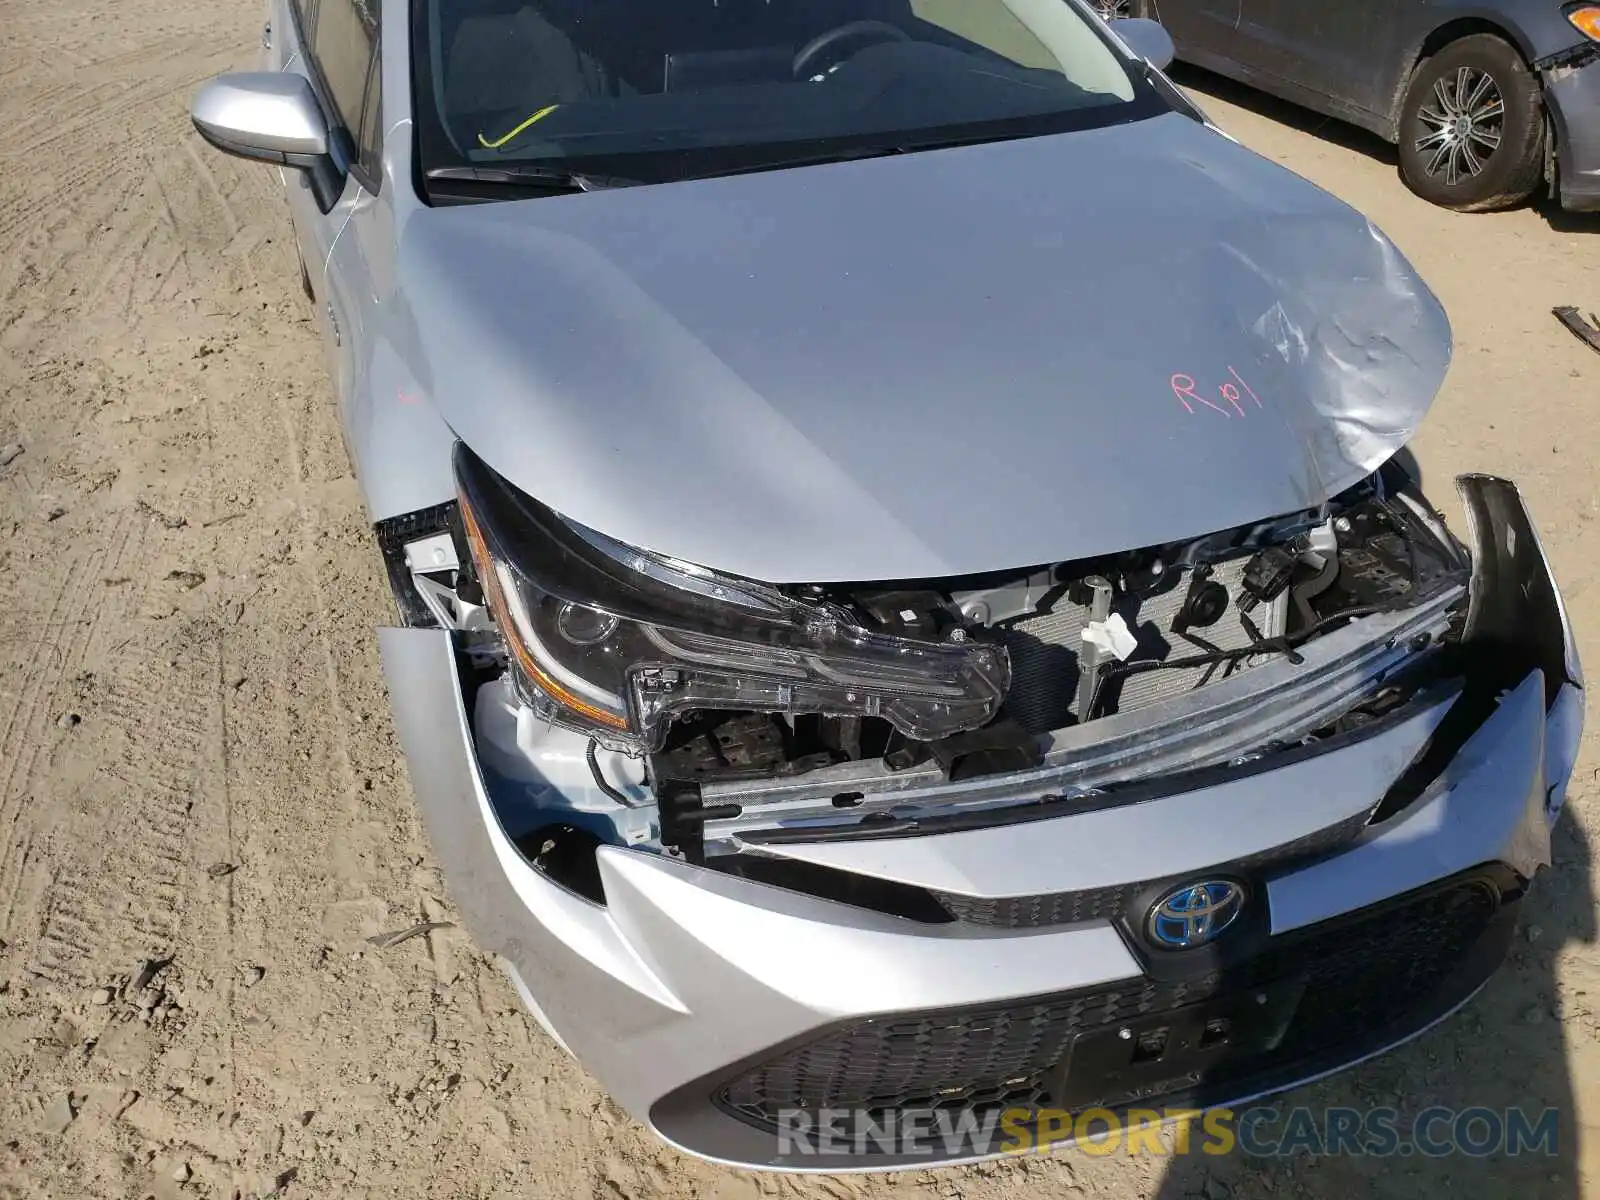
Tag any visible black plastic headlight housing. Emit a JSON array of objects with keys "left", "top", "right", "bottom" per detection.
[{"left": 454, "top": 445, "right": 1010, "bottom": 752}]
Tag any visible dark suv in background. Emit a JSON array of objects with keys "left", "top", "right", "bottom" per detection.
[{"left": 1128, "top": 0, "right": 1600, "bottom": 211}]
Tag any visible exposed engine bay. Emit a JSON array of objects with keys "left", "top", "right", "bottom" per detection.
[
  {"left": 379, "top": 452, "right": 1472, "bottom": 875},
  {"left": 650, "top": 481, "right": 1462, "bottom": 785}
]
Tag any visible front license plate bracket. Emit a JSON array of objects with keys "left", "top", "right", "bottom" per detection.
[{"left": 1050, "top": 977, "right": 1307, "bottom": 1109}]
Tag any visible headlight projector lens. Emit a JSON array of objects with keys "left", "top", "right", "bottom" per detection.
[{"left": 557, "top": 603, "right": 619, "bottom": 646}]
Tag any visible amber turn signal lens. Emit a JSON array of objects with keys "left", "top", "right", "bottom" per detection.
[
  {"left": 458, "top": 491, "right": 631, "bottom": 733},
  {"left": 1569, "top": 5, "right": 1600, "bottom": 40}
]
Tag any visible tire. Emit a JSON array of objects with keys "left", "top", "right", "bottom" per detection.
[{"left": 1396, "top": 34, "right": 1543, "bottom": 212}]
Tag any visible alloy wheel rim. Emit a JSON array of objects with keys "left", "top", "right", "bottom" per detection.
[
  {"left": 1414, "top": 65, "right": 1505, "bottom": 185},
  {"left": 1092, "top": 0, "right": 1131, "bottom": 18}
]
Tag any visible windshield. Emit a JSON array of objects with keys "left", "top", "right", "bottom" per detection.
[{"left": 413, "top": 0, "right": 1163, "bottom": 189}]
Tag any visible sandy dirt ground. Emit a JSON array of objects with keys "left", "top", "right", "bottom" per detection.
[{"left": 1, "top": 0, "right": 1597, "bottom": 1195}]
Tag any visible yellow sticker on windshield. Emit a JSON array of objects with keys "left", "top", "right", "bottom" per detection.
[{"left": 478, "top": 104, "right": 560, "bottom": 150}]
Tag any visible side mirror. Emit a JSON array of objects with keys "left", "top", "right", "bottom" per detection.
[
  {"left": 191, "top": 72, "right": 345, "bottom": 212},
  {"left": 1110, "top": 17, "right": 1176, "bottom": 71}
]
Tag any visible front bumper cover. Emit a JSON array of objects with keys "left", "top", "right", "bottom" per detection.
[{"left": 378, "top": 476, "right": 1581, "bottom": 1170}]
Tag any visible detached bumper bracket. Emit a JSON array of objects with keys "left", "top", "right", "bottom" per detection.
[{"left": 1553, "top": 305, "right": 1600, "bottom": 355}]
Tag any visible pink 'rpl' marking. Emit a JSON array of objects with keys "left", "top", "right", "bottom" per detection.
[{"left": 1172, "top": 367, "right": 1267, "bottom": 418}]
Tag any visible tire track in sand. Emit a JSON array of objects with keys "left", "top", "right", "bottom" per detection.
[{"left": 0, "top": 512, "right": 137, "bottom": 938}]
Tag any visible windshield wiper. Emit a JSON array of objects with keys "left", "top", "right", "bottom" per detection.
[
  {"left": 426, "top": 164, "right": 640, "bottom": 192},
  {"left": 432, "top": 133, "right": 1005, "bottom": 193},
  {"left": 680, "top": 133, "right": 1029, "bottom": 182},
  {"left": 684, "top": 142, "right": 914, "bottom": 181}
]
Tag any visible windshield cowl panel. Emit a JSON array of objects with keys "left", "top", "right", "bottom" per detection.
[{"left": 413, "top": 0, "right": 1163, "bottom": 189}]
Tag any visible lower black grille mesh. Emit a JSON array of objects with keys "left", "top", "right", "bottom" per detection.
[{"left": 716, "top": 878, "right": 1501, "bottom": 1129}]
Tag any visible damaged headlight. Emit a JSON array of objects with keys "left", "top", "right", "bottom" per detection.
[{"left": 455, "top": 445, "right": 1010, "bottom": 751}]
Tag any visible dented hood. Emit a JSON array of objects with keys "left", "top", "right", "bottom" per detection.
[{"left": 399, "top": 111, "right": 1450, "bottom": 583}]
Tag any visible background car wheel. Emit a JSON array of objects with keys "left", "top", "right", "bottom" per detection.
[
  {"left": 1092, "top": 0, "right": 1131, "bottom": 18},
  {"left": 1397, "top": 34, "right": 1543, "bottom": 212}
]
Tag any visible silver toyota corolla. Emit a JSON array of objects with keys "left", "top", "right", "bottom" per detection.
[{"left": 192, "top": 0, "right": 1583, "bottom": 1170}]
